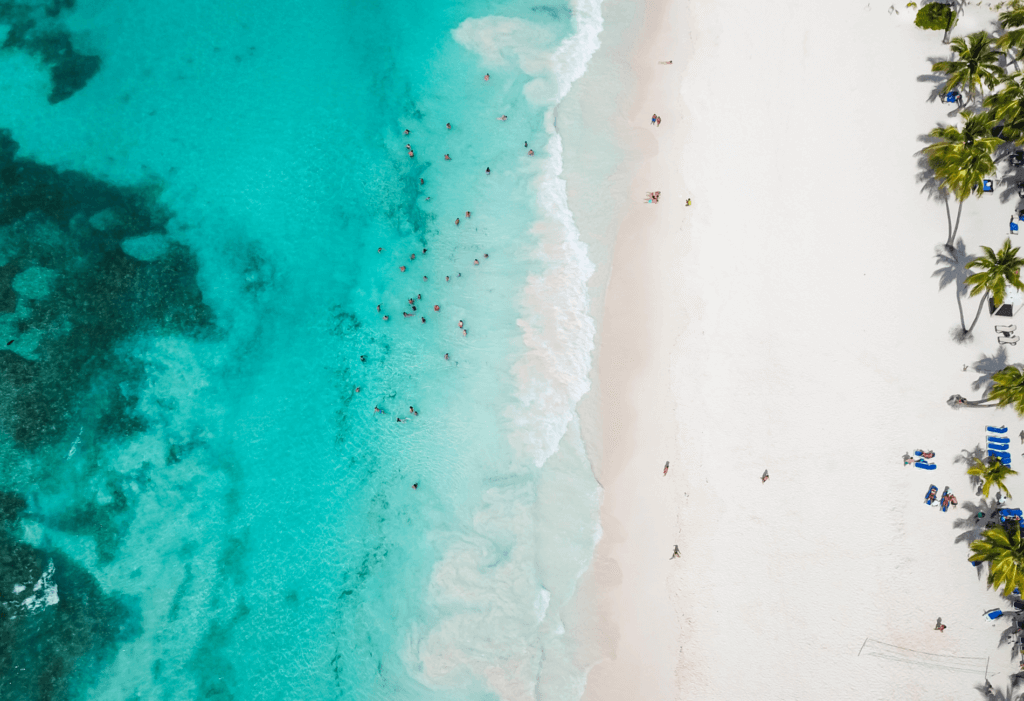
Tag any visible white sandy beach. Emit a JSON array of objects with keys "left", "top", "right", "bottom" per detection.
[{"left": 567, "top": 0, "right": 1024, "bottom": 698}]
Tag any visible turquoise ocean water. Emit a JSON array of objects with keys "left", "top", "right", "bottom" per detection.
[{"left": 0, "top": 0, "right": 606, "bottom": 699}]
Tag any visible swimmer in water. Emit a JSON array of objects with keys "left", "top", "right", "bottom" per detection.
[
  {"left": 377, "top": 247, "right": 383, "bottom": 253},
  {"left": 528, "top": 150, "right": 534, "bottom": 156},
  {"left": 466, "top": 211, "right": 471, "bottom": 218},
  {"left": 434, "top": 305, "right": 440, "bottom": 311},
  {"left": 421, "top": 317, "right": 426, "bottom": 323},
  {"left": 383, "top": 315, "right": 389, "bottom": 320},
  {"left": 412, "top": 483, "right": 418, "bottom": 489},
  {"left": 396, "top": 417, "right": 403, "bottom": 423},
  {"left": 404, "top": 312, "right": 413, "bottom": 318},
  {"left": 374, "top": 405, "right": 381, "bottom": 413},
  {"left": 485, "top": 167, "right": 490, "bottom": 174},
  {"left": 444, "top": 353, "right": 449, "bottom": 360},
  {"left": 376, "top": 304, "right": 381, "bottom": 312},
  {"left": 417, "top": 294, "right": 421, "bottom": 300},
  {"left": 445, "top": 154, "right": 451, "bottom": 160},
  {"left": 463, "top": 329, "right": 467, "bottom": 336},
  {"left": 446, "top": 276, "right": 450, "bottom": 282},
  {"left": 419, "top": 178, "right": 424, "bottom": 185},
  {"left": 404, "top": 129, "right": 410, "bottom": 135},
  {"left": 455, "top": 218, "right": 460, "bottom": 226},
  {"left": 410, "top": 253, "right": 416, "bottom": 260},
  {"left": 360, "top": 355, "right": 366, "bottom": 362},
  {"left": 458, "top": 320, "right": 464, "bottom": 328},
  {"left": 408, "top": 151, "right": 414, "bottom": 158},
  {"left": 498, "top": 115, "right": 507, "bottom": 121},
  {"left": 409, "top": 298, "right": 415, "bottom": 305},
  {"left": 423, "top": 276, "right": 428, "bottom": 282},
  {"left": 355, "top": 387, "right": 360, "bottom": 393},
  {"left": 474, "top": 259, "right": 479, "bottom": 265},
  {"left": 484, "top": 253, "right": 488, "bottom": 258},
  {"left": 484, "top": 73, "right": 489, "bottom": 81},
  {"left": 524, "top": 141, "right": 528, "bottom": 148},
  {"left": 400, "top": 266, "right": 406, "bottom": 272},
  {"left": 446, "top": 122, "right": 451, "bottom": 129}
]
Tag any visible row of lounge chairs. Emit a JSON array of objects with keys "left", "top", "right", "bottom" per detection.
[{"left": 989, "top": 425, "right": 1012, "bottom": 464}]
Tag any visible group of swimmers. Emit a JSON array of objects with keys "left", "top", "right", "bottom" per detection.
[{"left": 366, "top": 71, "right": 521, "bottom": 422}]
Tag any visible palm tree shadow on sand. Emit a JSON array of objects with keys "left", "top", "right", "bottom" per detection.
[
  {"left": 934, "top": 240, "right": 976, "bottom": 342},
  {"left": 972, "top": 348, "right": 1012, "bottom": 391},
  {"left": 953, "top": 495, "right": 998, "bottom": 549},
  {"left": 974, "top": 680, "right": 1022, "bottom": 698}
]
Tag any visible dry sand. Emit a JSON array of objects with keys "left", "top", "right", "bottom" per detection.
[{"left": 571, "top": 0, "right": 1024, "bottom": 699}]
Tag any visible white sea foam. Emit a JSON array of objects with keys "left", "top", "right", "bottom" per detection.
[{"left": 410, "top": 3, "right": 605, "bottom": 700}]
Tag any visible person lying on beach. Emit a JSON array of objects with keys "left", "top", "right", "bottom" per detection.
[
  {"left": 670, "top": 545, "right": 681, "bottom": 559},
  {"left": 663, "top": 461, "right": 669, "bottom": 476},
  {"left": 651, "top": 114, "right": 657, "bottom": 125},
  {"left": 658, "top": 60, "right": 673, "bottom": 64}
]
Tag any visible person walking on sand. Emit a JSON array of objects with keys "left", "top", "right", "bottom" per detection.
[
  {"left": 761, "top": 470, "right": 770, "bottom": 483},
  {"left": 670, "top": 545, "right": 681, "bottom": 559},
  {"left": 656, "top": 116, "right": 662, "bottom": 127},
  {"left": 685, "top": 198, "right": 692, "bottom": 206},
  {"left": 651, "top": 114, "right": 657, "bottom": 125},
  {"left": 663, "top": 461, "right": 669, "bottom": 476}
]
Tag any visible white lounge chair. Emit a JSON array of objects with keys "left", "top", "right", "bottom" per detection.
[
  {"left": 997, "top": 325, "right": 1017, "bottom": 334},
  {"left": 998, "top": 335, "right": 1020, "bottom": 346}
]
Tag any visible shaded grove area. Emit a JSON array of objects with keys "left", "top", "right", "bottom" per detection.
[{"left": 0, "top": 129, "right": 216, "bottom": 698}]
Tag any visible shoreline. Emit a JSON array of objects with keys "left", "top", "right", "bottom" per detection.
[{"left": 560, "top": 0, "right": 693, "bottom": 696}]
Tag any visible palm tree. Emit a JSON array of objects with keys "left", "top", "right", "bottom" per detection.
[
  {"left": 997, "top": 2, "right": 1024, "bottom": 67},
  {"left": 963, "top": 239, "right": 1024, "bottom": 334},
  {"left": 969, "top": 523, "right": 1024, "bottom": 596},
  {"left": 933, "top": 32, "right": 1004, "bottom": 102},
  {"left": 967, "top": 456, "right": 1018, "bottom": 497},
  {"left": 924, "top": 112, "right": 1000, "bottom": 247},
  {"left": 959, "top": 364, "right": 1024, "bottom": 410},
  {"left": 983, "top": 73, "right": 1024, "bottom": 143}
]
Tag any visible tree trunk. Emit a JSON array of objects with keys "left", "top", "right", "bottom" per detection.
[
  {"left": 966, "top": 290, "right": 991, "bottom": 334},
  {"left": 947, "top": 198, "right": 965, "bottom": 248}
]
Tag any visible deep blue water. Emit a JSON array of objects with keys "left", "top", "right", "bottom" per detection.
[{"left": 0, "top": 0, "right": 604, "bottom": 699}]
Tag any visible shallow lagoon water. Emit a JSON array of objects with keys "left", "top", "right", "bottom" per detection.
[{"left": 0, "top": 0, "right": 604, "bottom": 699}]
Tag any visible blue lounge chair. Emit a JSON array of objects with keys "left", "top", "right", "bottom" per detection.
[
  {"left": 989, "top": 450, "right": 1012, "bottom": 461},
  {"left": 946, "top": 90, "right": 960, "bottom": 103},
  {"left": 973, "top": 559, "right": 983, "bottom": 567},
  {"left": 989, "top": 441, "right": 1011, "bottom": 449},
  {"left": 925, "top": 485, "right": 938, "bottom": 505},
  {"left": 940, "top": 487, "right": 950, "bottom": 511},
  {"left": 984, "top": 179, "right": 994, "bottom": 193},
  {"left": 1001, "top": 508, "right": 1023, "bottom": 517},
  {"left": 1012, "top": 220, "right": 1020, "bottom": 234},
  {"left": 987, "top": 610, "right": 1004, "bottom": 620},
  {"left": 989, "top": 436, "right": 1010, "bottom": 443},
  {"left": 989, "top": 426, "right": 1009, "bottom": 434},
  {"left": 916, "top": 461, "right": 937, "bottom": 470}
]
